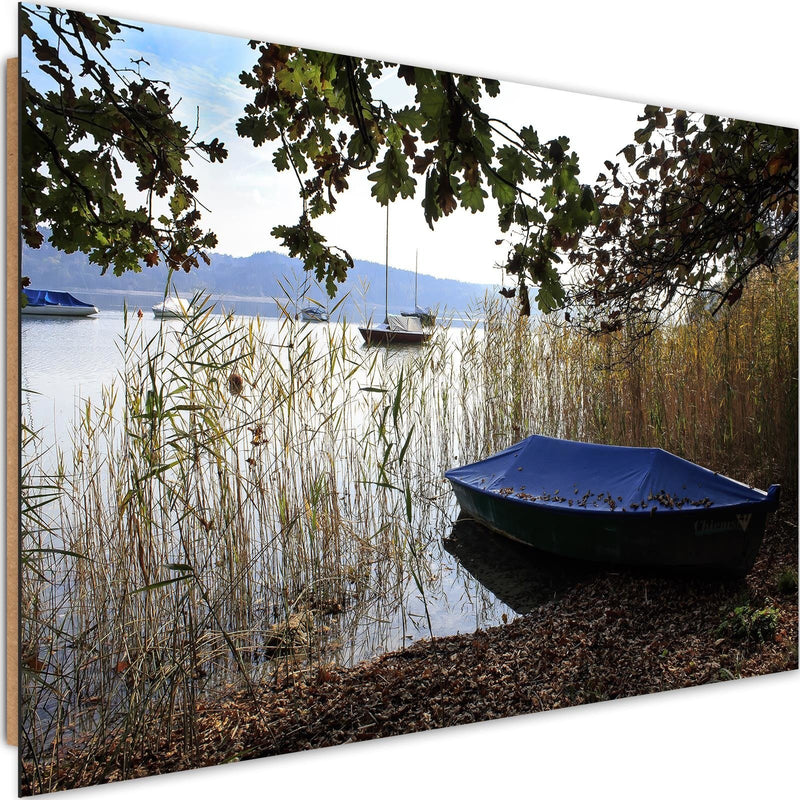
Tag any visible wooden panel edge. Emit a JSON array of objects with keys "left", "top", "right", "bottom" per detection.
[{"left": 7, "top": 55, "right": 20, "bottom": 748}]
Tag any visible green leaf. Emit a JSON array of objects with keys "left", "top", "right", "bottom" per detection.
[
  {"left": 23, "top": 547, "right": 89, "bottom": 561},
  {"left": 394, "top": 107, "right": 425, "bottom": 130},
  {"left": 707, "top": 183, "right": 724, "bottom": 207},
  {"left": 497, "top": 145, "right": 525, "bottom": 184},
  {"left": 422, "top": 170, "right": 441, "bottom": 227},
  {"left": 367, "top": 147, "right": 415, "bottom": 204},
  {"left": 460, "top": 181, "right": 488, "bottom": 213},
  {"left": 418, "top": 85, "right": 446, "bottom": 120},
  {"left": 169, "top": 187, "right": 189, "bottom": 216},
  {"left": 487, "top": 171, "right": 516, "bottom": 206},
  {"left": 276, "top": 65, "right": 304, "bottom": 96},
  {"left": 621, "top": 144, "right": 637, "bottom": 165},
  {"left": 580, "top": 185, "right": 595, "bottom": 213},
  {"left": 273, "top": 147, "right": 290, "bottom": 171},
  {"left": 482, "top": 78, "right": 501, "bottom": 97},
  {"left": 392, "top": 367, "right": 404, "bottom": 426},
  {"left": 519, "top": 126, "right": 540, "bottom": 150}
]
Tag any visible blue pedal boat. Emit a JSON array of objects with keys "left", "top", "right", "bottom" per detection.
[{"left": 445, "top": 435, "right": 780, "bottom": 573}]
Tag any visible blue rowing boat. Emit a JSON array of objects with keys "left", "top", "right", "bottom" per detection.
[{"left": 445, "top": 435, "right": 780, "bottom": 572}]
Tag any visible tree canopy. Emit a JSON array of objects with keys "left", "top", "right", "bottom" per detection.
[
  {"left": 19, "top": 8, "right": 798, "bottom": 328},
  {"left": 20, "top": 5, "right": 227, "bottom": 281},
  {"left": 236, "top": 44, "right": 598, "bottom": 311},
  {"left": 236, "top": 45, "right": 797, "bottom": 323},
  {"left": 566, "top": 108, "right": 797, "bottom": 335}
]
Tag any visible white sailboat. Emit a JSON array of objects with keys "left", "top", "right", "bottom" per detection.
[{"left": 358, "top": 205, "right": 431, "bottom": 345}]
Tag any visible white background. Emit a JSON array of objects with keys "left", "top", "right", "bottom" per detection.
[{"left": 2, "top": 1, "right": 798, "bottom": 798}]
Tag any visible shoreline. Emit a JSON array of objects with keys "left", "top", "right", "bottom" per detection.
[{"left": 22, "top": 501, "right": 798, "bottom": 794}]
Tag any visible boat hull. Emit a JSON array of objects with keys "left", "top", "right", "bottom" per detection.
[
  {"left": 448, "top": 481, "right": 774, "bottom": 573},
  {"left": 358, "top": 326, "right": 431, "bottom": 345},
  {"left": 21, "top": 305, "right": 98, "bottom": 317}
]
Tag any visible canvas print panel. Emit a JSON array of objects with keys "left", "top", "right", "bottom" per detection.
[{"left": 16, "top": 2, "right": 798, "bottom": 793}]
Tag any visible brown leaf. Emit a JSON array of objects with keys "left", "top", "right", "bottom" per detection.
[
  {"left": 413, "top": 149, "right": 434, "bottom": 175},
  {"left": 727, "top": 285, "right": 743, "bottom": 306},
  {"left": 228, "top": 372, "right": 244, "bottom": 395},
  {"left": 766, "top": 155, "right": 789, "bottom": 177},
  {"left": 462, "top": 154, "right": 480, "bottom": 187},
  {"left": 397, "top": 64, "right": 416, "bottom": 85},
  {"left": 697, "top": 151, "right": 713, "bottom": 175},
  {"left": 401, "top": 133, "right": 417, "bottom": 160},
  {"left": 437, "top": 171, "right": 457, "bottom": 216},
  {"left": 23, "top": 655, "right": 46, "bottom": 672}
]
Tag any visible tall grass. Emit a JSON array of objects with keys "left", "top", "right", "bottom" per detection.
[
  {"left": 462, "top": 261, "right": 797, "bottom": 490},
  {"left": 19, "top": 260, "right": 797, "bottom": 790}
]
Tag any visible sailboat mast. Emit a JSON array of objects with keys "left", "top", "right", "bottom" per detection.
[
  {"left": 384, "top": 202, "right": 389, "bottom": 325},
  {"left": 415, "top": 250, "right": 418, "bottom": 309}
]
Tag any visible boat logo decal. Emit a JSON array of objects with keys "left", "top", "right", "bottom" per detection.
[
  {"left": 693, "top": 515, "right": 751, "bottom": 535},
  {"left": 694, "top": 520, "right": 737, "bottom": 535},
  {"left": 736, "top": 514, "right": 751, "bottom": 531}
]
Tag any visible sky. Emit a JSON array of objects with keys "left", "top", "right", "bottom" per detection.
[
  {"left": 3, "top": 2, "right": 800, "bottom": 799},
  {"left": 20, "top": 5, "right": 652, "bottom": 286}
]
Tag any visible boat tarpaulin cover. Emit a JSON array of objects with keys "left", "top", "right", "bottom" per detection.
[
  {"left": 387, "top": 314, "right": 422, "bottom": 333},
  {"left": 23, "top": 289, "right": 95, "bottom": 308},
  {"left": 446, "top": 435, "right": 778, "bottom": 514}
]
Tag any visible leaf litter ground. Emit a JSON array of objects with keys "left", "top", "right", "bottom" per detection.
[{"left": 23, "top": 503, "right": 797, "bottom": 793}]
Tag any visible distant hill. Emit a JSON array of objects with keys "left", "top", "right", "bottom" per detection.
[{"left": 21, "top": 240, "right": 498, "bottom": 320}]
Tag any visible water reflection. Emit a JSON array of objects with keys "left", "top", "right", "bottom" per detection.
[
  {"left": 360, "top": 339, "right": 433, "bottom": 371},
  {"left": 443, "top": 515, "right": 598, "bottom": 613}
]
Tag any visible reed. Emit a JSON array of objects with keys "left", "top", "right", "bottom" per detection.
[
  {"left": 19, "top": 260, "right": 796, "bottom": 791},
  {"left": 458, "top": 261, "right": 797, "bottom": 490}
]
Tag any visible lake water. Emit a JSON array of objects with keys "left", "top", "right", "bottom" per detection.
[{"left": 20, "top": 308, "right": 591, "bottom": 686}]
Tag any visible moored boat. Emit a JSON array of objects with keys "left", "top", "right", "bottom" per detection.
[
  {"left": 401, "top": 305, "right": 436, "bottom": 328},
  {"left": 445, "top": 435, "right": 780, "bottom": 573},
  {"left": 299, "top": 306, "right": 329, "bottom": 323},
  {"left": 21, "top": 289, "right": 98, "bottom": 317},
  {"left": 152, "top": 297, "right": 188, "bottom": 318},
  {"left": 399, "top": 252, "right": 436, "bottom": 328},
  {"left": 359, "top": 313, "right": 431, "bottom": 345},
  {"left": 359, "top": 204, "right": 431, "bottom": 346}
]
